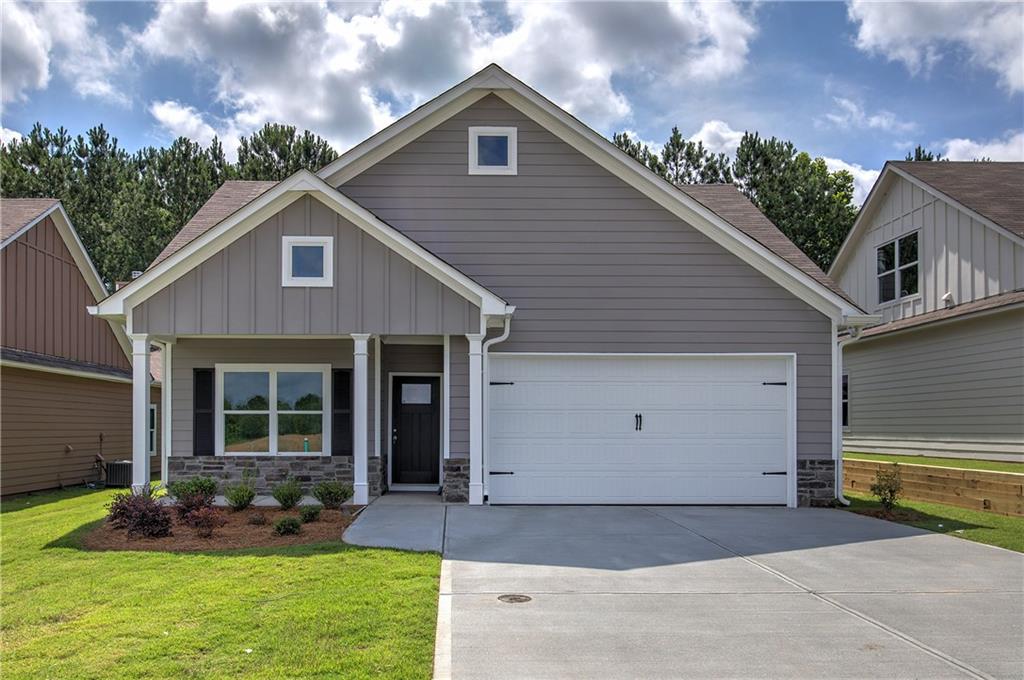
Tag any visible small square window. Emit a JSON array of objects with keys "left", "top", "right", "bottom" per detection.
[
  {"left": 401, "top": 383, "right": 432, "bottom": 404},
  {"left": 469, "top": 126, "right": 517, "bottom": 175},
  {"left": 282, "top": 236, "right": 333, "bottom": 287}
]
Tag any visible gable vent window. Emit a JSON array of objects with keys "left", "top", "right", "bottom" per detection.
[
  {"left": 469, "top": 126, "right": 517, "bottom": 175},
  {"left": 876, "top": 231, "right": 918, "bottom": 304},
  {"left": 282, "top": 236, "right": 333, "bottom": 287}
]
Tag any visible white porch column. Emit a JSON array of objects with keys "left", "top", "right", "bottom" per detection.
[
  {"left": 351, "top": 333, "right": 371, "bottom": 505},
  {"left": 160, "top": 341, "right": 173, "bottom": 486},
  {"left": 467, "top": 333, "right": 485, "bottom": 505},
  {"left": 130, "top": 335, "right": 151, "bottom": 495}
]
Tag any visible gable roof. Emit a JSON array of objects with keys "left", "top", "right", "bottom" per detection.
[
  {"left": 1, "top": 198, "right": 60, "bottom": 243},
  {"left": 151, "top": 181, "right": 277, "bottom": 266},
  {"left": 889, "top": 161, "right": 1024, "bottom": 238},
  {"left": 92, "top": 170, "right": 511, "bottom": 320},
  {"left": 678, "top": 185, "right": 854, "bottom": 304},
  {"left": 318, "top": 64, "right": 867, "bottom": 323}
]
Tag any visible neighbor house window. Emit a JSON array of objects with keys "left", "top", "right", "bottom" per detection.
[
  {"left": 282, "top": 236, "right": 333, "bottom": 287},
  {"left": 216, "top": 365, "right": 331, "bottom": 456},
  {"left": 876, "top": 232, "right": 918, "bottom": 304},
  {"left": 842, "top": 375, "right": 849, "bottom": 428},
  {"left": 468, "top": 126, "right": 517, "bottom": 175},
  {"left": 148, "top": 404, "right": 157, "bottom": 454}
]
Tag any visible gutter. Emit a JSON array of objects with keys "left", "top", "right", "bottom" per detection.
[
  {"left": 480, "top": 310, "right": 514, "bottom": 498},
  {"left": 834, "top": 316, "right": 875, "bottom": 506}
]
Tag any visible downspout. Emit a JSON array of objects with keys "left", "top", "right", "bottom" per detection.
[
  {"left": 481, "top": 310, "right": 514, "bottom": 498},
  {"left": 834, "top": 325, "right": 863, "bottom": 506}
]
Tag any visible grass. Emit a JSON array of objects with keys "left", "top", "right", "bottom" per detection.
[
  {"left": 844, "top": 490, "right": 1024, "bottom": 553},
  {"left": 1, "top": 487, "right": 440, "bottom": 679},
  {"left": 844, "top": 451, "right": 1024, "bottom": 474}
]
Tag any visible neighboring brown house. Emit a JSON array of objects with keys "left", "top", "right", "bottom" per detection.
[{"left": 1, "top": 199, "right": 161, "bottom": 495}]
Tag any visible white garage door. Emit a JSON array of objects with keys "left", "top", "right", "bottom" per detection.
[{"left": 487, "top": 354, "right": 793, "bottom": 505}]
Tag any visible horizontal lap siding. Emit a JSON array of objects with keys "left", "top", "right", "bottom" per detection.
[
  {"left": 1, "top": 368, "right": 159, "bottom": 495},
  {"left": 342, "top": 95, "right": 833, "bottom": 460},
  {"left": 1, "top": 217, "right": 128, "bottom": 371},
  {"left": 844, "top": 310, "right": 1024, "bottom": 445},
  {"left": 132, "top": 196, "right": 479, "bottom": 335}
]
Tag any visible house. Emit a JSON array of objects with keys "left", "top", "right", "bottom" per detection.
[
  {"left": 829, "top": 162, "right": 1024, "bottom": 462},
  {"left": 0, "top": 199, "right": 161, "bottom": 495},
  {"left": 91, "top": 65, "right": 871, "bottom": 507}
]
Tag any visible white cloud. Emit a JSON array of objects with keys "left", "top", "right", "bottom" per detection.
[
  {"left": 149, "top": 100, "right": 221, "bottom": 146},
  {"left": 824, "top": 96, "right": 916, "bottom": 134},
  {"left": 1, "top": 127, "right": 24, "bottom": 145},
  {"left": 847, "top": 1, "right": 1024, "bottom": 93},
  {"left": 823, "top": 157, "right": 880, "bottom": 205},
  {"left": 0, "top": 1, "right": 128, "bottom": 106},
  {"left": 689, "top": 120, "right": 744, "bottom": 156},
  {"left": 132, "top": 1, "right": 760, "bottom": 152},
  {"left": 939, "top": 130, "right": 1024, "bottom": 161}
]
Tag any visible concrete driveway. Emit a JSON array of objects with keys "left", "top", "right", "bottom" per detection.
[{"left": 437, "top": 506, "right": 1023, "bottom": 679}]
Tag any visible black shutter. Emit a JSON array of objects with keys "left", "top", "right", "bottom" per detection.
[
  {"left": 193, "top": 368, "right": 215, "bottom": 456},
  {"left": 332, "top": 369, "right": 353, "bottom": 456}
]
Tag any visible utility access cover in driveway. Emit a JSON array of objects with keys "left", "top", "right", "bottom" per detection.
[{"left": 437, "top": 506, "right": 1023, "bottom": 679}]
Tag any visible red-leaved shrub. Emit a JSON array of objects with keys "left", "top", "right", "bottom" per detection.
[
  {"left": 107, "top": 492, "right": 173, "bottom": 538},
  {"left": 187, "top": 506, "right": 227, "bottom": 538}
]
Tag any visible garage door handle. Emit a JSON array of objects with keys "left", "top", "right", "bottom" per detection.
[
  {"left": 762, "top": 471, "right": 787, "bottom": 475},
  {"left": 762, "top": 381, "right": 787, "bottom": 386},
  {"left": 489, "top": 471, "right": 514, "bottom": 475}
]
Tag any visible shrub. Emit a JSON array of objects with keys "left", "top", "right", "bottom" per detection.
[
  {"left": 224, "top": 474, "right": 256, "bottom": 511},
  {"left": 273, "top": 517, "right": 302, "bottom": 536},
  {"left": 174, "top": 490, "right": 214, "bottom": 523},
  {"left": 107, "top": 492, "right": 173, "bottom": 538},
  {"left": 247, "top": 512, "right": 268, "bottom": 526},
  {"left": 312, "top": 481, "right": 352, "bottom": 509},
  {"left": 272, "top": 478, "right": 303, "bottom": 510},
  {"left": 188, "top": 506, "right": 227, "bottom": 538},
  {"left": 870, "top": 464, "right": 903, "bottom": 513},
  {"left": 168, "top": 476, "right": 218, "bottom": 499},
  {"left": 299, "top": 505, "right": 322, "bottom": 523}
]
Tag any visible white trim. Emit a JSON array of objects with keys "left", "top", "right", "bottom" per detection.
[
  {"left": 93, "top": 170, "right": 510, "bottom": 320},
  {"left": 213, "top": 363, "right": 332, "bottom": 457},
  {"left": 442, "top": 336, "right": 451, "bottom": 459},
  {"left": 875, "top": 231, "right": 919, "bottom": 305},
  {"left": 315, "top": 64, "right": 860, "bottom": 320},
  {"left": 487, "top": 351, "right": 799, "bottom": 508},
  {"left": 466, "top": 333, "right": 485, "bottom": 505},
  {"left": 281, "top": 235, "right": 334, "bottom": 287},
  {"left": 0, "top": 359, "right": 132, "bottom": 383},
  {"left": 468, "top": 126, "right": 517, "bottom": 175},
  {"left": 352, "top": 334, "right": 370, "bottom": 504},
  {"left": 374, "top": 336, "right": 381, "bottom": 457},
  {"left": 130, "top": 335, "right": 151, "bottom": 494},
  {"left": 386, "top": 372, "right": 444, "bottom": 490},
  {"left": 161, "top": 341, "right": 173, "bottom": 484}
]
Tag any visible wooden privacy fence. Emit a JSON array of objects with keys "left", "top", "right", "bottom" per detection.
[{"left": 844, "top": 459, "right": 1024, "bottom": 517}]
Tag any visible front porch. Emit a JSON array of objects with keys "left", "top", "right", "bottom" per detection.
[{"left": 128, "top": 334, "right": 487, "bottom": 505}]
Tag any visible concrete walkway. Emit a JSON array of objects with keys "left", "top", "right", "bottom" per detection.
[{"left": 342, "top": 492, "right": 446, "bottom": 553}]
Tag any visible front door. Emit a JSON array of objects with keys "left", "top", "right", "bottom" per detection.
[{"left": 391, "top": 376, "right": 441, "bottom": 485}]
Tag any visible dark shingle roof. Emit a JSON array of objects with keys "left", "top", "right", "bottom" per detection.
[
  {"left": 150, "top": 181, "right": 278, "bottom": 266},
  {"left": 858, "top": 289, "right": 1024, "bottom": 339},
  {"left": 1, "top": 198, "right": 59, "bottom": 243},
  {"left": 890, "top": 161, "right": 1024, "bottom": 238},
  {"left": 678, "top": 184, "right": 858, "bottom": 307}
]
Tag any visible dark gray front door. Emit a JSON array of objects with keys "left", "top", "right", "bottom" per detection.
[{"left": 392, "top": 376, "right": 440, "bottom": 485}]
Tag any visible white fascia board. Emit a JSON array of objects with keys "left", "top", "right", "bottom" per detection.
[
  {"left": 93, "top": 169, "right": 509, "bottom": 320},
  {"left": 0, "top": 358, "right": 133, "bottom": 384}
]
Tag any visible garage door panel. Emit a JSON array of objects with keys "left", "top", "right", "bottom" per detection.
[{"left": 488, "top": 355, "right": 792, "bottom": 505}]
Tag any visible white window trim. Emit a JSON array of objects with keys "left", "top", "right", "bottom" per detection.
[
  {"left": 148, "top": 403, "right": 157, "bottom": 455},
  {"left": 468, "top": 126, "right": 517, "bottom": 175},
  {"left": 281, "top": 235, "right": 334, "bottom": 287},
  {"left": 214, "top": 363, "right": 332, "bottom": 457},
  {"left": 876, "top": 231, "right": 919, "bottom": 305}
]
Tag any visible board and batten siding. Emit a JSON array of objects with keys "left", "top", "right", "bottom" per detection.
[
  {"left": 132, "top": 195, "right": 480, "bottom": 336},
  {"left": 1, "top": 367, "right": 160, "bottom": 495},
  {"left": 836, "top": 173, "right": 1024, "bottom": 322},
  {"left": 168, "top": 338, "right": 374, "bottom": 458},
  {"left": 843, "top": 309, "right": 1024, "bottom": 458},
  {"left": 341, "top": 94, "right": 834, "bottom": 461},
  {"left": 2, "top": 215, "right": 128, "bottom": 371}
]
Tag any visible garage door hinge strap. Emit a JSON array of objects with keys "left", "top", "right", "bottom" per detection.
[
  {"left": 762, "top": 381, "right": 788, "bottom": 386},
  {"left": 489, "top": 381, "right": 515, "bottom": 386},
  {"left": 488, "top": 471, "right": 514, "bottom": 475},
  {"left": 762, "top": 471, "right": 787, "bottom": 475}
]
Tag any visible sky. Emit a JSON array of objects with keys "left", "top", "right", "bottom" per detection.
[{"left": 2, "top": 1, "right": 1022, "bottom": 204}]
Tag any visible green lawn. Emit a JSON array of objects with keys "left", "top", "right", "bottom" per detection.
[
  {"left": 844, "top": 451, "right": 1024, "bottom": 474},
  {"left": 844, "top": 491, "right": 1024, "bottom": 553},
  {"left": 1, "top": 488, "right": 440, "bottom": 679}
]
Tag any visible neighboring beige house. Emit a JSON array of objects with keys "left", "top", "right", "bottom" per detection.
[
  {"left": 92, "top": 65, "right": 871, "bottom": 508},
  {"left": 0, "top": 199, "right": 161, "bottom": 495},
  {"left": 830, "top": 162, "right": 1024, "bottom": 462}
]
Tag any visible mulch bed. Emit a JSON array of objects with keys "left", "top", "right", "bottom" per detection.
[{"left": 81, "top": 506, "right": 359, "bottom": 552}]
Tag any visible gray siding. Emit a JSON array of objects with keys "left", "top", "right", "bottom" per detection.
[
  {"left": 836, "top": 174, "right": 1024, "bottom": 321},
  {"left": 133, "top": 195, "right": 480, "bottom": 335},
  {"left": 449, "top": 335, "right": 469, "bottom": 458},
  {"left": 341, "top": 95, "right": 834, "bottom": 460},
  {"left": 844, "top": 309, "right": 1024, "bottom": 455},
  {"left": 169, "top": 338, "right": 375, "bottom": 458}
]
